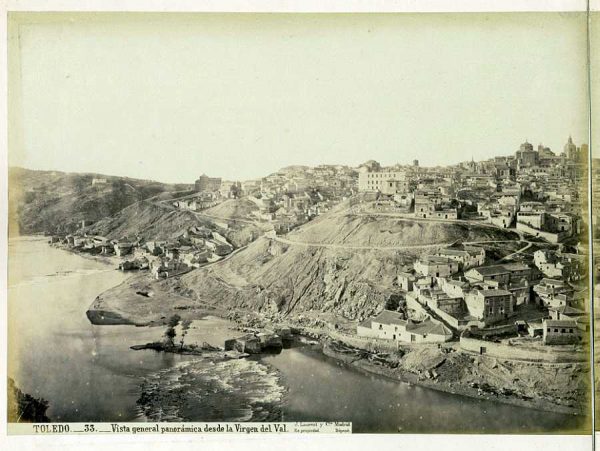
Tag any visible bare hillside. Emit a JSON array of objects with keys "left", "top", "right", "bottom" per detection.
[
  {"left": 9, "top": 167, "right": 191, "bottom": 236},
  {"left": 286, "top": 209, "right": 518, "bottom": 247},
  {"left": 86, "top": 201, "right": 208, "bottom": 241},
  {"left": 202, "top": 198, "right": 259, "bottom": 219},
  {"left": 171, "top": 237, "right": 417, "bottom": 321}
]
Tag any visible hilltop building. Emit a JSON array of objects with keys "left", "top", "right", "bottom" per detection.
[
  {"left": 195, "top": 174, "right": 222, "bottom": 192},
  {"left": 358, "top": 171, "right": 408, "bottom": 193}
]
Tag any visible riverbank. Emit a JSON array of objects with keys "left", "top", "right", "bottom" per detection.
[
  {"left": 86, "top": 270, "right": 590, "bottom": 420},
  {"left": 49, "top": 242, "right": 123, "bottom": 267},
  {"left": 321, "top": 339, "right": 589, "bottom": 420}
]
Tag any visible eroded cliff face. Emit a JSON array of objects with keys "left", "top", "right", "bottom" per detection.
[
  {"left": 170, "top": 208, "right": 518, "bottom": 320},
  {"left": 175, "top": 237, "right": 412, "bottom": 321}
]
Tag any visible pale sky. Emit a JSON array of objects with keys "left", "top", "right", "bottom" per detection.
[{"left": 8, "top": 12, "right": 590, "bottom": 183}]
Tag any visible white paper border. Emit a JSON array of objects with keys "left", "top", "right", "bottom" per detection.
[{"left": 0, "top": 1, "right": 596, "bottom": 451}]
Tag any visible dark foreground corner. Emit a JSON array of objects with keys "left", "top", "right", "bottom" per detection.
[{"left": 7, "top": 378, "right": 50, "bottom": 423}]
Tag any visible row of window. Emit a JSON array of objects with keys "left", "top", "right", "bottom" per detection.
[
  {"left": 363, "top": 173, "right": 404, "bottom": 178},
  {"left": 549, "top": 328, "right": 575, "bottom": 334}
]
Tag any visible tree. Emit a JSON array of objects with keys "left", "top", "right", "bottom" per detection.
[
  {"left": 385, "top": 295, "right": 401, "bottom": 311},
  {"left": 230, "top": 183, "right": 241, "bottom": 199},
  {"left": 179, "top": 319, "right": 192, "bottom": 350},
  {"left": 163, "top": 314, "right": 181, "bottom": 348}
]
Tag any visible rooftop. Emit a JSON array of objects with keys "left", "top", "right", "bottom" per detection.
[
  {"left": 372, "top": 310, "right": 407, "bottom": 327},
  {"left": 476, "top": 289, "right": 512, "bottom": 297},
  {"left": 539, "top": 278, "right": 567, "bottom": 286},
  {"left": 544, "top": 319, "right": 578, "bottom": 328},
  {"left": 551, "top": 305, "right": 587, "bottom": 316},
  {"left": 358, "top": 318, "right": 373, "bottom": 328},
  {"left": 406, "top": 318, "right": 453, "bottom": 336},
  {"left": 469, "top": 265, "right": 510, "bottom": 276},
  {"left": 502, "top": 263, "right": 531, "bottom": 272},
  {"left": 418, "top": 256, "right": 455, "bottom": 265}
]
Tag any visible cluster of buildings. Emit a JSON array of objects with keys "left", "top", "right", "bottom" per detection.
[
  {"left": 50, "top": 225, "right": 234, "bottom": 279},
  {"left": 358, "top": 241, "right": 588, "bottom": 346},
  {"left": 187, "top": 138, "right": 584, "bottom": 243},
  {"left": 245, "top": 190, "right": 344, "bottom": 233},
  {"left": 357, "top": 138, "right": 585, "bottom": 243},
  {"left": 66, "top": 137, "right": 588, "bottom": 353},
  {"left": 181, "top": 166, "right": 360, "bottom": 233}
]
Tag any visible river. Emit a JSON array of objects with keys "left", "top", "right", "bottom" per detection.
[{"left": 7, "top": 237, "right": 588, "bottom": 432}]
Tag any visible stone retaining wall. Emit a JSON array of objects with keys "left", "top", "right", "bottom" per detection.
[{"left": 459, "top": 335, "right": 585, "bottom": 363}]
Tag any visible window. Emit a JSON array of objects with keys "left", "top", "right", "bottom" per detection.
[
  {"left": 561, "top": 329, "right": 565, "bottom": 333},
  {"left": 569, "top": 329, "right": 574, "bottom": 333}
]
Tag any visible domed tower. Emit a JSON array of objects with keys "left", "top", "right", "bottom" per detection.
[
  {"left": 515, "top": 140, "right": 538, "bottom": 168},
  {"left": 519, "top": 140, "right": 534, "bottom": 152}
]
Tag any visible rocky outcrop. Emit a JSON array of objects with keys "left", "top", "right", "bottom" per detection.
[
  {"left": 86, "top": 308, "right": 135, "bottom": 325},
  {"left": 86, "top": 295, "right": 135, "bottom": 325}
]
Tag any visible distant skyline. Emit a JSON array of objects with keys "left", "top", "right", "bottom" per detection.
[
  {"left": 8, "top": 133, "right": 589, "bottom": 184},
  {"left": 9, "top": 12, "right": 589, "bottom": 183}
]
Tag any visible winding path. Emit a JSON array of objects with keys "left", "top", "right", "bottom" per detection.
[
  {"left": 498, "top": 241, "right": 534, "bottom": 261},
  {"left": 268, "top": 235, "right": 453, "bottom": 251}
]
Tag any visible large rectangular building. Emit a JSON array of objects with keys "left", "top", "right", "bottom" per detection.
[
  {"left": 465, "top": 289, "right": 514, "bottom": 325},
  {"left": 358, "top": 171, "right": 408, "bottom": 193}
]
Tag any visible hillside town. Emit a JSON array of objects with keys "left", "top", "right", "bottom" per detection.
[{"left": 50, "top": 137, "right": 588, "bottom": 360}]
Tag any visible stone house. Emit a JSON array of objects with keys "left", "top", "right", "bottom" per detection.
[
  {"left": 465, "top": 289, "right": 515, "bottom": 325},
  {"left": 357, "top": 310, "right": 452, "bottom": 344},
  {"left": 465, "top": 265, "right": 511, "bottom": 285},
  {"left": 114, "top": 242, "right": 134, "bottom": 257},
  {"left": 439, "top": 278, "right": 469, "bottom": 298},
  {"left": 397, "top": 272, "right": 416, "bottom": 291},
  {"left": 414, "top": 256, "right": 460, "bottom": 278},
  {"left": 533, "top": 278, "right": 573, "bottom": 308},
  {"left": 542, "top": 319, "right": 579, "bottom": 345},
  {"left": 434, "top": 247, "right": 485, "bottom": 270},
  {"left": 548, "top": 305, "right": 589, "bottom": 333}
]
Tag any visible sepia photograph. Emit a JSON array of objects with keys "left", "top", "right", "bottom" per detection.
[{"left": 3, "top": 3, "right": 596, "bottom": 442}]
